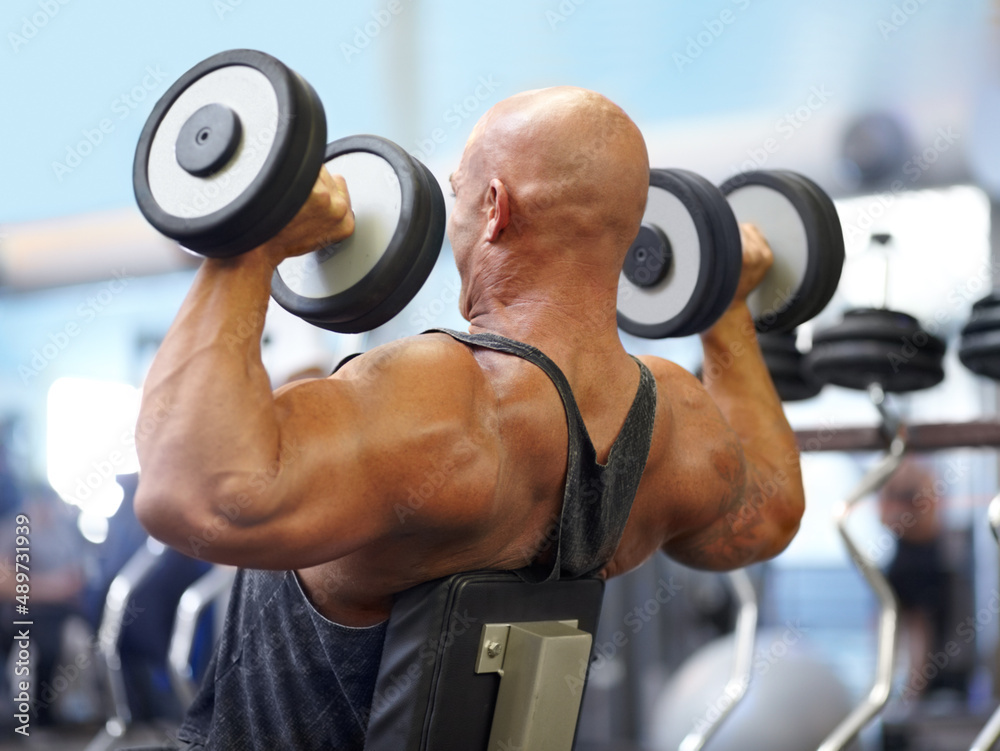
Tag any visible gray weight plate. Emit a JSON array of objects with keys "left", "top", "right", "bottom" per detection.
[
  {"left": 672, "top": 169, "right": 742, "bottom": 334},
  {"left": 270, "top": 135, "right": 435, "bottom": 333},
  {"left": 301, "top": 158, "right": 446, "bottom": 333},
  {"left": 617, "top": 169, "right": 720, "bottom": 339},
  {"left": 720, "top": 171, "right": 831, "bottom": 334},
  {"left": 134, "top": 49, "right": 326, "bottom": 258},
  {"left": 771, "top": 171, "right": 845, "bottom": 324}
]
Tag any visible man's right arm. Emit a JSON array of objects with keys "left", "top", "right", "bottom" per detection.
[{"left": 656, "top": 225, "right": 805, "bottom": 570}]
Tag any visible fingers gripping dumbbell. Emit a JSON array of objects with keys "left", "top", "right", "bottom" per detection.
[
  {"left": 616, "top": 169, "right": 845, "bottom": 338},
  {"left": 133, "top": 49, "right": 445, "bottom": 333}
]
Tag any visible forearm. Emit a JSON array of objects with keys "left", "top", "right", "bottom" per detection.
[
  {"left": 135, "top": 252, "right": 283, "bottom": 526},
  {"left": 699, "top": 303, "right": 804, "bottom": 533}
]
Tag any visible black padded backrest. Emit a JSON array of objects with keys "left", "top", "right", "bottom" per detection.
[{"left": 364, "top": 570, "right": 605, "bottom": 751}]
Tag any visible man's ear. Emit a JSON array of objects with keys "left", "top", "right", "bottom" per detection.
[{"left": 484, "top": 178, "right": 510, "bottom": 242}]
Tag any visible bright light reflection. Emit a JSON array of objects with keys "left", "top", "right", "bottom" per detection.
[{"left": 46, "top": 378, "right": 141, "bottom": 517}]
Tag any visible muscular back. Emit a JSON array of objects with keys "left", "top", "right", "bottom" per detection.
[{"left": 285, "top": 331, "right": 743, "bottom": 626}]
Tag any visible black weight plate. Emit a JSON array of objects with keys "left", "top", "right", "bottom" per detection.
[
  {"left": 763, "top": 351, "right": 804, "bottom": 380},
  {"left": 959, "top": 329, "right": 1000, "bottom": 379},
  {"left": 270, "top": 135, "right": 432, "bottom": 332},
  {"left": 672, "top": 169, "right": 742, "bottom": 334},
  {"left": 805, "top": 340, "right": 944, "bottom": 392},
  {"left": 962, "top": 302, "right": 1000, "bottom": 335},
  {"left": 720, "top": 171, "right": 830, "bottom": 334},
  {"left": 134, "top": 49, "right": 327, "bottom": 258},
  {"left": 304, "top": 158, "right": 446, "bottom": 333},
  {"left": 772, "top": 171, "right": 845, "bottom": 324},
  {"left": 812, "top": 308, "right": 946, "bottom": 355},
  {"left": 772, "top": 375, "right": 823, "bottom": 402},
  {"left": 617, "top": 170, "right": 719, "bottom": 338},
  {"left": 758, "top": 330, "right": 800, "bottom": 357},
  {"left": 759, "top": 333, "right": 824, "bottom": 402},
  {"left": 972, "top": 291, "right": 1000, "bottom": 313}
]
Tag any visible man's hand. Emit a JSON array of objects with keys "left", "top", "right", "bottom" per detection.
[
  {"left": 257, "top": 168, "right": 355, "bottom": 266},
  {"left": 731, "top": 223, "right": 774, "bottom": 307}
]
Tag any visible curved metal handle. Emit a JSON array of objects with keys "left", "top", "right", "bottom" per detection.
[
  {"left": 168, "top": 565, "right": 237, "bottom": 708},
  {"left": 96, "top": 537, "right": 166, "bottom": 732},
  {"left": 968, "top": 494, "right": 1000, "bottom": 751},
  {"left": 817, "top": 435, "right": 906, "bottom": 751},
  {"left": 679, "top": 568, "right": 759, "bottom": 751}
]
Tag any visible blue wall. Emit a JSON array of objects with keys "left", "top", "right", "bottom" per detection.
[{"left": 0, "top": 0, "right": 991, "bottom": 479}]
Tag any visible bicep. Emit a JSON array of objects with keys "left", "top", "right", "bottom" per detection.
[
  {"left": 192, "top": 344, "right": 496, "bottom": 569},
  {"left": 640, "top": 354, "right": 799, "bottom": 571}
]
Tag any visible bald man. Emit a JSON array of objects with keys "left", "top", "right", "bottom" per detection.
[{"left": 135, "top": 87, "right": 805, "bottom": 749}]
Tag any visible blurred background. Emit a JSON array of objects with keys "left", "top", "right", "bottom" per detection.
[{"left": 1, "top": 0, "right": 999, "bottom": 749}]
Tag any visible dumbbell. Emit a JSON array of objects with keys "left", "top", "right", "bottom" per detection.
[
  {"left": 616, "top": 169, "right": 845, "bottom": 338},
  {"left": 133, "top": 49, "right": 445, "bottom": 334}
]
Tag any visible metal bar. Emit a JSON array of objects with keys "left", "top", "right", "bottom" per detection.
[
  {"left": 94, "top": 538, "right": 166, "bottom": 736},
  {"left": 168, "top": 565, "right": 237, "bottom": 708},
  {"left": 678, "top": 569, "right": 759, "bottom": 751},
  {"left": 796, "top": 421, "right": 1000, "bottom": 453},
  {"left": 817, "top": 434, "right": 906, "bottom": 751},
  {"left": 969, "top": 495, "right": 1000, "bottom": 751}
]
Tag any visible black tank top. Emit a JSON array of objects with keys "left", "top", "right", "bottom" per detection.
[
  {"left": 177, "top": 330, "right": 657, "bottom": 749},
  {"left": 428, "top": 329, "right": 657, "bottom": 582}
]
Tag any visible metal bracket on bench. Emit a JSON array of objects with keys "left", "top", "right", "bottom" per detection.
[{"left": 475, "top": 620, "right": 593, "bottom": 751}]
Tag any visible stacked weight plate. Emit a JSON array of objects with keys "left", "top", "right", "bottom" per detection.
[
  {"left": 959, "top": 292, "right": 1000, "bottom": 380},
  {"left": 806, "top": 308, "right": 945, "bottom": 392}
]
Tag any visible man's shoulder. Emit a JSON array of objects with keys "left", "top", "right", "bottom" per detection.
[
  {"left": 635, "top": 353, "right": 712, "bottom": 412},
  {"left": 330, "top": 332, "right": 486, "bottom": 390}
]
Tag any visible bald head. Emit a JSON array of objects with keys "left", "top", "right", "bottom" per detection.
[{"left": 453, "top": 87, "right": 649, "bottom": 258}]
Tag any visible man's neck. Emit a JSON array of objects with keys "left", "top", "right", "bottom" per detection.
[
  {"left": 461, "top": 237, "right": 628, "bottom": 353},
  {"left": 466, "top": 288, "right": 622, "bottom": 357}
]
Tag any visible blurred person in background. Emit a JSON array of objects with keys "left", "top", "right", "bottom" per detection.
[{"left": 879, "top": 460, "right": 959, "bottom": 701}]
